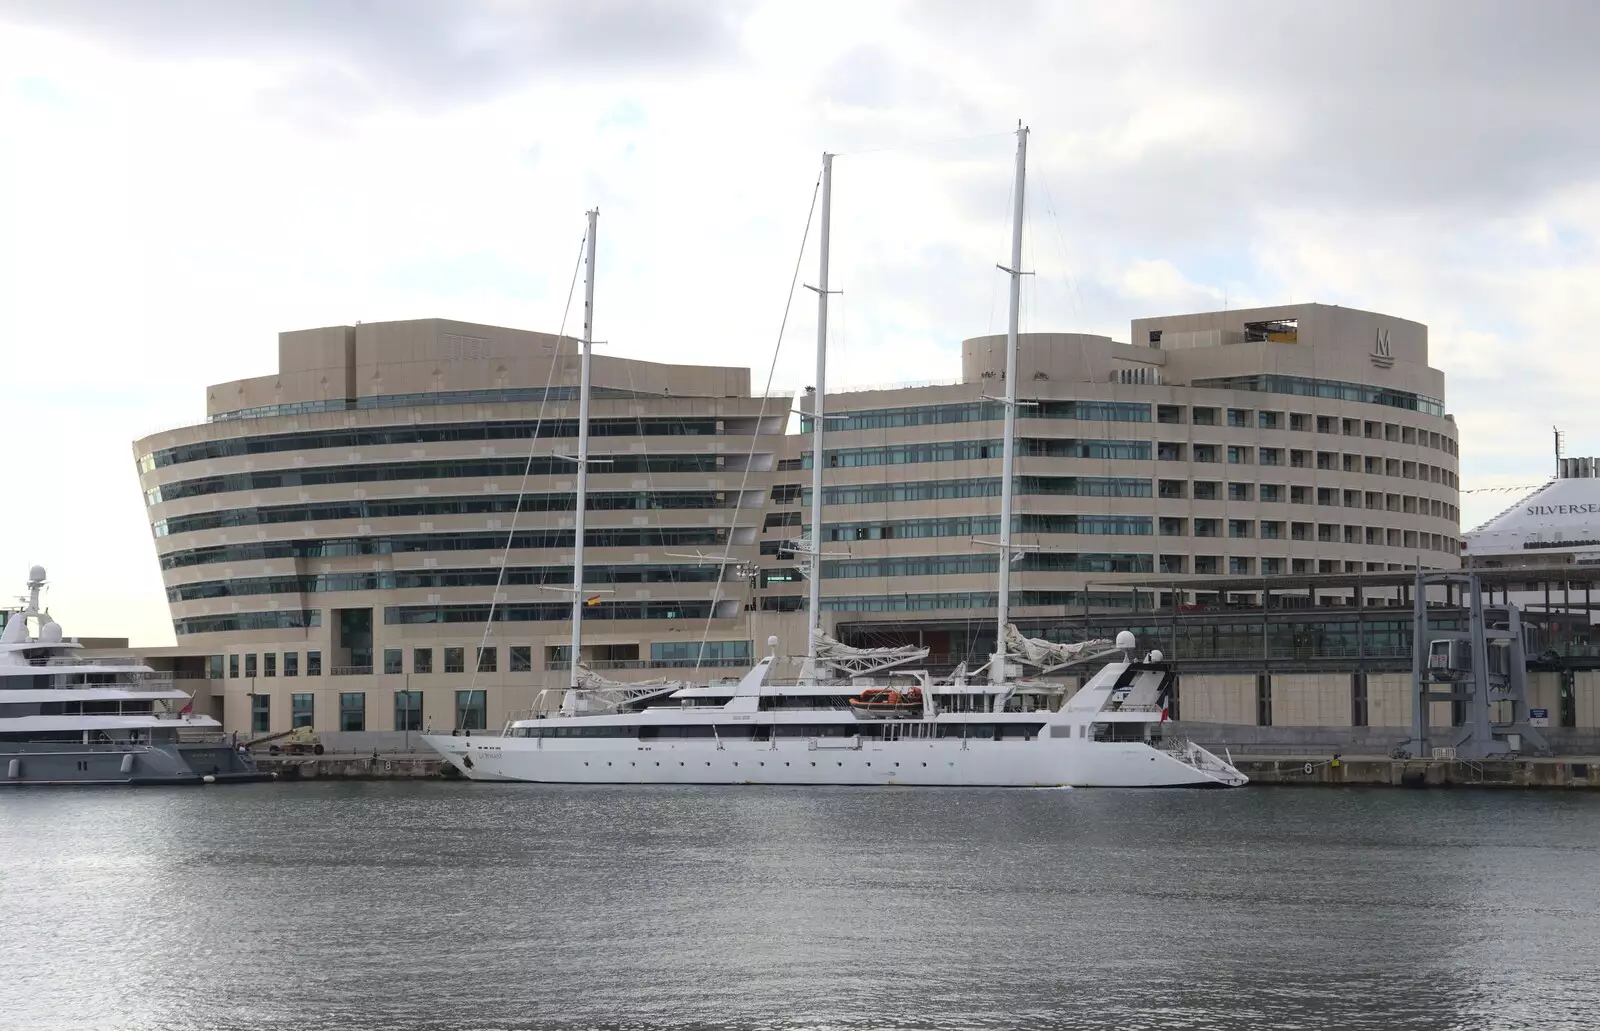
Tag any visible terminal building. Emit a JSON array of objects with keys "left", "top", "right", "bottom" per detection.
[
  {"left": 132, "top": 318, "right": 789, "bottom": 735},
  {"left": 131, "top": 303, "right": 1504, "bottom": 741}
]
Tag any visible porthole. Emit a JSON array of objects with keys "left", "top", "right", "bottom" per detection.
[
  {"left": 865, "top": 762, "right": 871, "bottom": 767},
  {"left": 706, "top": 762, "right": 711, "bottom": 767},
  {"left": 921, "top": 762, "right": 927, "bottom": 767},
  {"left": 894, "top": 762, "right": 900, "bottom": 767},
  {"left": 810, "top": 762, "right": 816, "bottom": 767},
  {"left": 759, "top": 762, "right": 764, "bottom": 767},
  {"left": 679, "top": 762, "right": 685, "bottom": 766},
  {"left": 583, "top": 762, "right": 589, "bottom": 767},
  {"left": 837, "top": 762, "right": 842, "bottom": 767},
  {"left": 733, "top": 762, "right": 739, "bottom": 767},
  {"left": 785, "top": 762, "right": 791, "bottom": 767},
  {"left": 607, "top": 762, "right": 612, "bottom": 766}
]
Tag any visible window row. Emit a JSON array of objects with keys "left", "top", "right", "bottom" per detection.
[
  {"left": 248, "top": 689, "right": 486, "bottom": 734},
  {"left": 1185, "top": 374, "right": 1448, "bottom": 419},
  {"left": 139, "top": 416, "right": 721, "bottom": 471},
  {"left": 1155, "top": 480, "right": 1460, "bottom": 520},
  {"left": 168, "top": 563, "right": 728, "bottom": 603},
  {"left": 160, "top": 527, "right": 730, "bottom": 570},
  {"left": 819, "top": 553, "right": 1156, "bottom": 578},
  {"left": 1166, "top": 442, "right": 1458, "bottom": 484},
  {"left": 802, "top": 438, "right": 1155, "bottom": 469},
  {"left": 146, "top": 454, "right": 724, "bottom": 505},
  {"left": 207, "top": 385, "right": 648, "bottom": 424},
  {"left": 1156, "top": 519, "right": 1458, "bottom": 551},
  {"left": 152, "top": 490, "right": 733, "bottom": 539},
  {"left": 1162, "top": 404, "right": 1455, "bottom": 451},
  {"left": 799, "top": 399, "right": 1151, "bottom": 433},
  {"left": 822, "top": 514, "right": 1153, "bottom": 542}
]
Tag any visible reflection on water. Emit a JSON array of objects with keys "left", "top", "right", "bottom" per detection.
[{"left": 2, "top": 783, "right": 1598, "bottom": 1030}]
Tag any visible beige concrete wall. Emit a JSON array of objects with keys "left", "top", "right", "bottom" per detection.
[
  {"left": 1271, "top": 673, "right": 1350, "bottom": 726},
  {"left": 1366, "top": 672, "right": 1413, "bottom": 727},
  {"left": 1181, "top": 674, "right": 1256, "bottom": 724}
]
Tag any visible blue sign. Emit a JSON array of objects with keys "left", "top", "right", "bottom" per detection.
[{"left": 1531, "top": 709, "right": 1549, "bottom": 718}]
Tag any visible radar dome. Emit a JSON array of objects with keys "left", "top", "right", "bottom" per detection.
[
  {"left": 767, "top": 635, "right": 779, "bottom": 647},
  {"left": 1147, "top": 649, "right": 1164, "bottom": 663},
  {"left": 39, "top": 621, "right": 63, "bottom": 643},
  {"left": 28, "top": 565, "right": 45, "bottom": 583},
  {"left": 1115, "top": 630, "right": 1136, "bottom": 650}
]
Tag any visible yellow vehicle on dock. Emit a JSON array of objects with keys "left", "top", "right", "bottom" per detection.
[{"left": 244, "top": 726, "right": 325, "bottom": 756}]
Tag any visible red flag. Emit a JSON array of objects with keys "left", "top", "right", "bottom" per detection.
[
  {"left": 178, "top": 699, "right": 193, "bottom": 716},
  {"left": 1159, "top": 705, "right": 1168, "bottom": 723}
]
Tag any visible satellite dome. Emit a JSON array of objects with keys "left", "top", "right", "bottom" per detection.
[
  {"left": 767, "top": 635, "right": 779, "bottom": 648},
  {"left": 28, "top": 565, "right": 45, "bottom": 583},
  {"left": 39, "top": 621, "right": 62, "bottom": 643},
  {"left": 1115, "top": 631, "right": 1136, "bottom": 650},
  {"left": 1148, "top": 649, "right": 1164, "bottom": 663}
]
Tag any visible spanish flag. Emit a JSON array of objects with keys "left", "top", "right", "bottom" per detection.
[{"left": 585, "top": 595, "right": 603, "bottom": 607}]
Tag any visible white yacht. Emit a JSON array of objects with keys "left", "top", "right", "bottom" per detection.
[
  {"left": 1, "top": 566, "right": 265, "bottom": 786},
  {"left": 422, "top": 129, "right": 1248, "bottom": 789},
  {"left": 426, "top": 631, "right": 1246, "bottom": 787}
]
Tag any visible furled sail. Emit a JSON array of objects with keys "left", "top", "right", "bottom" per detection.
[{"left": 1002, "top": 624, "right": 1115, "bottom": 670}]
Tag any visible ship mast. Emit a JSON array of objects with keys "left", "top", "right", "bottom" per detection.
[
  {"left": 992, "top": 125, "right": 1028, "bottom": 685},
  {"left": 568, "top": 208, "right": 599, "bottom": 689},
  {"left": 804, "top": 153, "right": 835, "bottom": 678}
]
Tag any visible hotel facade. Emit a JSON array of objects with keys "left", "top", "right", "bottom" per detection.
[{"left": 133, "top": 303, "right": 1469, "bottom": 735}]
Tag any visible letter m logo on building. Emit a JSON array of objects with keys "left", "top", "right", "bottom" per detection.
[{"left": 1371, "top": 328, "right": 1395, "bottom": 368}]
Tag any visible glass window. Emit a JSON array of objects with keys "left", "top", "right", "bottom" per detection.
[
  {"left": 307, "top": 651, "right": 322, "bottom": 676},
  {"left": 244, "top": 654, "right": 257, "bottom": 678},
  {"left": 384, "top": 648, "right": 403, "bottom": 675},
  {"left": 413, "top": 648, "right": 433, "bottom": 674},
  {"left": 1192, "top": 407, "right": 1218, "bottom": 426},
  {"left": 1229, "top": 557, "right": 1255, "bottom": 575},
  {"left": 1228, "top": 483, "right": 1253, "bottom": 502},
  {"left": 1193, "top": 481, "right": 1219, "bottom": 501},
  {"left": 263, "top": 653, "right": 276, "bottom": 678},
  {"left": 251, "top": 694, "right": 270, "bottom": 734},
  {"left": 444, "top": 648, "right": 465, "bottom": 674},
  {"left": 477, "top": 647, "right": 497, "bottom": 673},
  {"left": 291, "top": 693, "right": 314, "bottom": 728},
  {"left": 207, "top": 655, "right": 225, "bottom": 680},
  {"left": 284, "top": 651, "right": 299, "bottom": 677},
  {"left": 1226, "top": 409, "right": 1252, "bottom": 428},
  {"left": 510, "top": 646, "right": 532, "bottom": 672},
  {"left": 1227, "top": 445, "right": 1253, "bottom": 464},
  {"left": 455, "top": 690, "right": 487, "bottom": 731},
  {"left": 394, "top": 691, "right": 423, "bottom": 732},
  {"left": 339, "top": 692, "right": 365, "bottom": 732}
]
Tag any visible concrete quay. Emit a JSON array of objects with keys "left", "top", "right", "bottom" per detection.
[{"left": 1234, "top": 754, "right": 1600, "bottom": 789}]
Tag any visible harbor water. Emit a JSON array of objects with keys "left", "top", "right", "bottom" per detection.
[{"left": 2, "top": 783, "right": 1599, "bottom": 1030}]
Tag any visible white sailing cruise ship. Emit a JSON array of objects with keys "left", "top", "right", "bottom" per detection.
[
  {"left": 1, "top": 566, "right": 264, "bottom": 786},
  {"left": 422, "top": 129, "right": 1248, "bottom": 789}
]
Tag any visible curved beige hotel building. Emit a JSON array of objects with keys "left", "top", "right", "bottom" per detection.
[{"left": 133, "top": 303, "right": 1462, "bottom": 735}]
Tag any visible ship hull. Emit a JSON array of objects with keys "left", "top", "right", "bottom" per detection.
[
  {"left": 423, "top": 734, "right": 1244, "bottom": 788},
  {"left": 0, "top": 742, "right": 269, "bottom": 786}
]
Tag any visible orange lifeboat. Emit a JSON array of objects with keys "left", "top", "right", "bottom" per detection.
[{"left": 849, "top": 686, "right": 924, "bottom": 719}]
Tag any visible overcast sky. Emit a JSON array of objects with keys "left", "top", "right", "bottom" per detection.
[{"left": 2, "top": 0, "right": 1596, "bottom": 645}]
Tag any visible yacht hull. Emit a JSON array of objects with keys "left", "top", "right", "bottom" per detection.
[
  {"left": 0, "top": 742, "right": 269, "bottom": 786},
  {"left": 423, "top": 735, "right": 1244, "bottom": 788}
]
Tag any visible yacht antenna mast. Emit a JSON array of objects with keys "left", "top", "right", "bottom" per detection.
[
  {"left": 804, "top": 153, "right": 836, "bottom": 678},
  {"left": 568, "top": 208, "right": 599, "bottom": 689},
  {"left": 992, "top": 124, "right": 1028, "bottom": 684}
]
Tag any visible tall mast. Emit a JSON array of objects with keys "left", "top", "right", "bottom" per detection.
[
  {"left": 568, "top": 208, "right": 598, "bottom": 689},
  {"left": 993, "top": 125, "right": 1028, "bottom": 684},
  {"left": 806, "top": 153, "right": 834, "bottom": 677}
]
